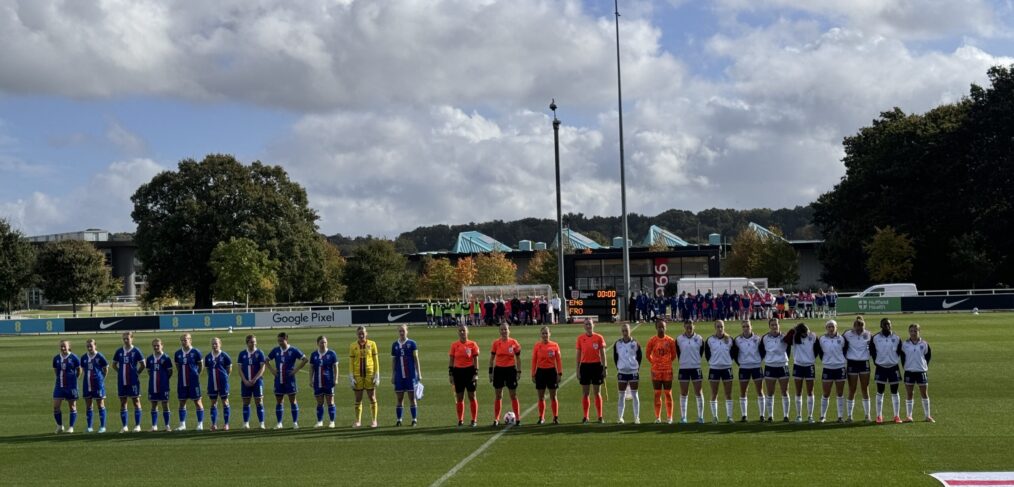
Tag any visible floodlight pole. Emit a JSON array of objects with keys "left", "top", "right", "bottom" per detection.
[
  {"left": 551, "top": 99, "right": 567, "bottom": 324},
  {"left": 615, "top": 0, "right": 631, "bottom": 321}
]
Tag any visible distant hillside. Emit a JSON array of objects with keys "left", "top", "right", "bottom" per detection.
[{"left": 392, "top": 206, "right": 817, "bottom": 252}]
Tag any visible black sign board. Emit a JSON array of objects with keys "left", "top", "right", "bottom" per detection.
[{"left": 351, "top": 308, "right": 427, "bottom": 325}]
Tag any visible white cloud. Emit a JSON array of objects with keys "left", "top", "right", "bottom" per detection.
[
  {"left": 1, "top": 0, "right": 1013, "bottom": 239},
  {"left": 105, "top": 120, "right": 148, "bottom": 156},
  {"left": 0, "top": 0, "right": 684, "bottom": 110},
  {"left": 0, "top": 158, "right": 164, "bottom": 235},
  {"left": 712, "top": 0, "right": 1002, "bottom": 40}
]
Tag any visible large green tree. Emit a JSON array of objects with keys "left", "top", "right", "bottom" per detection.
[
  {"left": 131, "top": 154, "right": 320, "bottom": 308},
  {"left": 723, "top": 226, "right": 798, "bottom": 287},
  {"left": 0, "top": 219, "right": 36, "bottom": 318},
  {"left": 864, "top": 226, "right": 915, "bottom": 283},
  {"left": 814, "top": 65, "right": 1014, "bottom": 289},
  {"left": 209, "top": 237, "right": 279, "bottom": 307},
  {"left": 417, "top": 256, "right": 457, "bottom": 299},
  {"left": 522, "top": 249, "right": 560, "bottom": 292},
  {"left": 35, "top": 240, "right": 113, "bottom": 316},
  {"left": 343, "top": 240, "right": 415, "bottom": 304}
]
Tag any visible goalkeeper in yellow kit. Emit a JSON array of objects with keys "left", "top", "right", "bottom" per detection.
[{"left": 349, "top": 326, "right": 381, "bottom": 428}]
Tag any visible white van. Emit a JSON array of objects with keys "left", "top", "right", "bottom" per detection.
[{"left": 853, "top": 283, "right": 918, "bottom": 298}]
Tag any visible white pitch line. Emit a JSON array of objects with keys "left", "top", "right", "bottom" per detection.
[{"left": 430, "top": 324, "right": 641, "bottom": 487}]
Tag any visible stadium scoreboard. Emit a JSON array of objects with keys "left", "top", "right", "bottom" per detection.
[{"left": 567, "top": 289, "right": 618, "bottom": 321}]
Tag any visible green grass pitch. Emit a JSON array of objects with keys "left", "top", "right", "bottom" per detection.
[{"left": 1, "top": 313, "right": 1011, "bottom": 486}]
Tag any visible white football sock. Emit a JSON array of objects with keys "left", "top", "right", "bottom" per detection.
[
  {"left": 680, "top": 395, "right": 688, "bottom": 420},
  {"left": 836, "top": 397, "right": 845, "bottom": 419},
  {"left": 862, "top": 399, "right": 870, "bottom": 417},
  {"left": 725, "top": 400, "right": 734, "bottom": 420},
  {"left": 631, "top": 391, "right": 640, "bottom": 421},
  {"left": 891, "top": 393, "right": 900, "bottom": 417},
  {"left": 696, "top": 394, "right": 704, "bottom": 420},
  {"left": 876, "top": 393, "right": 884, "bottom": 417},
  {"left": 795, "top": 396, "right": 803, "bottom": 417},
  {"left": 710, "top": 400, "right": 718, "bottom": 419},
  {"left": 847, "top": 399, "right": 855, "bottom": 419},
  {"left": 906, "top": 399, "right": 914, "bottom": 418},
  {"left": 820, "top": 396, "right": 829, "bottom": 418},
  {"left": 781, "top": 395, "right": 790, "bottom": 418},
  {"left": 740, "top": 397, "right": 748, "bottom": 417},
  {"left": 922, "top": 398, "right": 931, "bottom": 417},
  {"left": 617, "top": 395, "right": 625, "bottom": 421},
  {"left": 807, "top": 395, "right": 815, "bottom": 419}
]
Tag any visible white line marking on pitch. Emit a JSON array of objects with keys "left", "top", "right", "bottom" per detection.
[{"left": 430, "top": 323, "right": 641, "bottom": 487}]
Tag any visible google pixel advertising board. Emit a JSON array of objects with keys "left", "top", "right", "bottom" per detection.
[{"left": 567, "top": 289, "right": 618, "bottom": 322}]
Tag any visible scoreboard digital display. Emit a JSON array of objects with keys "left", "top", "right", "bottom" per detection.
[{"left": 567, "top": 289, "right": 618, "bottom": 321}]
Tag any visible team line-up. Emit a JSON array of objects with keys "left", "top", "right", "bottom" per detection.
[{"left": 49, "top": 317, "right": 934, "bottom": 434}]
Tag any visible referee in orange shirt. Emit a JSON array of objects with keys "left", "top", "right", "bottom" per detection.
[
  {"left": 576, "top": 318, "right": 608, "bottom": 423},
  {"left": 448, "top": 326, "right": 480, "bottom": 427},
  {"left": 489, "top": 324, "right": 522, "bottom": 426},
  {"left": 531, "top": 326, "right": 563, "bottom": 424}
]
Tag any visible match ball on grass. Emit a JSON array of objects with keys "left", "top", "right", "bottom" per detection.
[
  {"left": 228, "top": 326, "right": 234, "bottom": 333},
  {"left": 972, "top": 307, "right": 979, "bottom": 315},
  {"left": 503, "top": 411, "right": 516, "bottom": 425}
]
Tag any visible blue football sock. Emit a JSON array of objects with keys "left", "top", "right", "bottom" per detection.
[
  {"left": 150, "top": 410, "right": 158, "bottom": 426},
  {"left": 179, "top": 407, "right": 187, "bottom": 424},
  {"left": 120, "top": 409, "right": 128, "bottom": 427},
  {"left": 86, "top": 408, "right": 94, "bottom": 428},
  {"left": 196, "top": 408, "right": 204, "bottom": 424},
  {"left": 411, "top": 406, "right": 418, "bottom": 420},
  {"left": 243, "top": 405, "right": 251, "bottom": 422},
  {"left": 328, "top": 405, "right": 336, "bottom": 421},
  {"left": 134, "top": 408, "right": 142, "bottom": 427},
  {"left": 223, "top": 406, "right": 231, "bottom": 424},
  {"left": 99, "top": 408, "right": 107, "bottom": 428},
  {"left": 162, "top": 409, "right": 171, "bottom": 427},
  {"left": 54, "top": 411, "right": 62, "bottom": 427},
  {"left": 291, "top": 405, "right": 299, "bottom": 423},
  {"left": 69, "top": 411, "right": 77, "bottom": 427},
  {"left": 256, "top": 404, "right": 265, "bottom": 422},
  {"left": 210, "top": 406, "right": 218, "bottom": 424},
  {"left": 275, "top": 405, "right": 283, "bottom": 423},
  {"left": 396, "top": 405, "right": 404, "bottom": 421},
  {"left": 316, "top": 405, "right": 324, "bottom": 422}
]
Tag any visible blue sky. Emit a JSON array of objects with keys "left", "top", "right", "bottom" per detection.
[{"left": 1, "top": 0, "right": 1012, "bottom": 237}]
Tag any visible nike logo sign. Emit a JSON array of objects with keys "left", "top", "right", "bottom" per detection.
[
  {"left": 99, "top": 319, "right": 124, "bottom": 330},
  {"left": 941, "top": 298, "right": 969, "bottom": 309},
  {"left": 387, "top": 312, "right": 411, "bottom": 322}
]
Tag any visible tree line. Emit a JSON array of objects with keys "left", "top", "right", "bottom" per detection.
[
  {"left": 394, "top": 207, "right": 817, "bottom": 253},
  {"left": 813, "top": 65, "right": 1014, "bottom": 290}
]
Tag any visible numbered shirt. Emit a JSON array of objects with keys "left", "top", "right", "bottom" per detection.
[
  {"left": 449, "top": 340, "right": 480, "bottom": 368},
  {"left": 268, "top": 346, "right": 306, "bottom": 384},
  {"left": 113, "top": 346, "right": 144, "bottom": 387},
  {"left": 646, "top": 335, "right": 677, "bottom": 372},
  {"left": 391, "top": 339, "right": 418, "bottom": 381},
  {"left": 491, "top": 338, "right": 522, "bottom": 368},
  {"left": 81, "top": 352, "right": 108, "bottom": 391},
  {"left": 793, "top": 334, "right": 817, "bottom": 366},
  {"left": 238, "top": 349, "right": 266, "bottom": 382},
  {"left": 843, "top": 330, "right": 872, "bottom": 361},
  {"left": 705, "top": 336, "right": 734, "bottom": 369},
  {"left": 146, "top": 353, "right": 173, "bottom": 394},
  {"left": 174, "top": 347, "right": 202, "bottom": 389},
  {"left": 204, "top": 351, "right": 232, "bottom": 391},
  {"left": 676, "top": 334, "right": 704, "bottom": 369},
  {"left": 53, "top": 353, "right": 80, "bottom": 388},
  {"left": 310, "top": 349, "right": 338, "bottom": 388}
]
